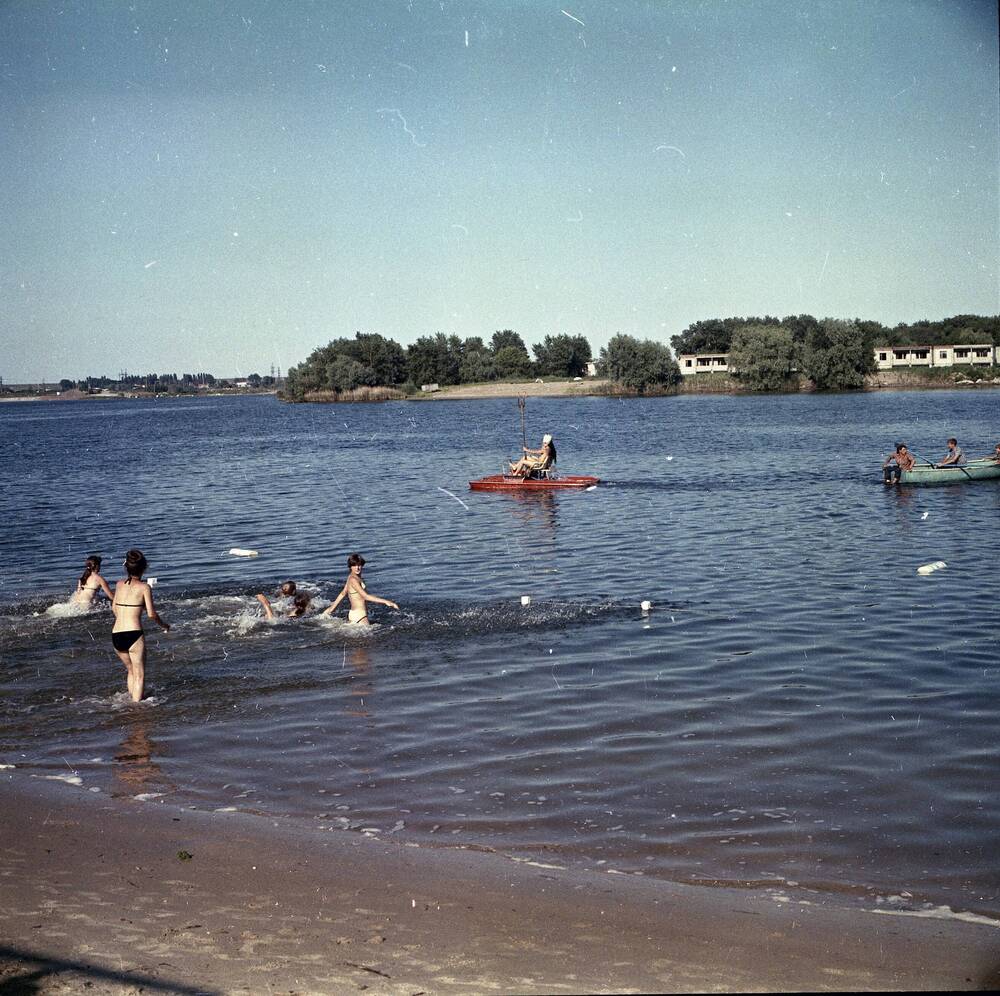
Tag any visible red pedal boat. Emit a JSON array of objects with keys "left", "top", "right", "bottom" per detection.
[
  {"left": 469, "top": 472, "right": 599, "bottom": 492},
  {"left": 469, "top": 396, "right": 599, "bottom": 491}
]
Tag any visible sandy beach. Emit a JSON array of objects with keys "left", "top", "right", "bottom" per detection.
[
  {"left": 423, "top": 379, "right": 611, "bottom": 400},
  {"left": 2, "top": 775, "right": 997, "bottom": 994}
]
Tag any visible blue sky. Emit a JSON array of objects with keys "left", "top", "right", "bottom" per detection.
[{"left": 2, "top": 0, "right": 997, "bottom": 381}]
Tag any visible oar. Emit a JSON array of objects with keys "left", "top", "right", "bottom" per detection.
[
  {"left": 910, "top": 449, "right": 974, "bottom": 480},
  {"left": 517, "top": 395, "right": 527, "bottom": 453}
]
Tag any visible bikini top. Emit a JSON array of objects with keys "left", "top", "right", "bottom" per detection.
[{"left": 114, "top": 579, "right": 144, "bottom": 608}]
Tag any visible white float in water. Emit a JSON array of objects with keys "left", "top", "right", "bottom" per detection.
[
  {"left": 520, "top": 595, "right": 531, "bottom": 606},
  {"left": 641, "top": 600, "right": 652, "bottom": 612},
  {"left": 917, "top": 561, "right": 946, "bottom": 575},
  {"left": 229, "top": 548, "right": 259, "bottom": 558},
  {"left": 147, "top": 576, "right": 158, "bottom": 586}
]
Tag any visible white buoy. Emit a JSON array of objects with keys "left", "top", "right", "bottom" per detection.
[
  {"left": 921, "top": 512, "right": 929, "bottom": 520},
  {"left": 641, "top": 600, "right": 652, "bottom": 612},
  {"left": 521, "top": 595, "right": 531, "bottom": 606},
  {"left": 916, "top": 561, "right": 946, "bottom": 575},
  {"left": 147, "top": 576, "right": 158, "bottom": 587},
  {"left": 229, "top": 548, "right": 259, "bottom": 558}
]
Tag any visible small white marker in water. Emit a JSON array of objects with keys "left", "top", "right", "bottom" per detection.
[
  {"left": 921, "top": 512, "right": 929, "bottom": 520},
  {"left": 229, "top": 548, "right": 259, "bottom": 558},
  {"left": 666, "top": 455, "right": 674, "bottom": 461},
  {"left": 641, "top": 600, "right": 652, "bottom": 612},
  {"left": 916, "top": 561, "right": 946, "bottom": 575},
  {"left": 147, "top": 577, "right": 158, "bottom": 587},
  {"left": 521, "top": 595, "right": 531, "bottom": 606}
]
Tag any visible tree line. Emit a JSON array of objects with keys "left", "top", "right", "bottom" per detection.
[
  {"left": 280, "top": 330, "right": 660, "bottom": 399},
  {"left": 54, "top": 372, "right": 275, "bottom": 394},
  {"left": 669, "top": 313, "right": 999, "bottom": 392}
]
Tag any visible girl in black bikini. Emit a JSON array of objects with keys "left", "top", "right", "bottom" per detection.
[{"left": 111, "top": 549, "right": 169, "bottom": 702}]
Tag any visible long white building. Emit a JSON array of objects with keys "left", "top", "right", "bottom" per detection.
[
  {"left": 678, "top": 345, "right": 997, "bottom": 375},
  {"left": 874, "top": 344, "right": 996, "bottom": 370}
]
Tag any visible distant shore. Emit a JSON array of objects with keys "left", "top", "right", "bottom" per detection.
[
  {"left": 4, "top": 369, "right": 999, "bottom": 405},
  {"left": 2, "top": 773, "right": 997, "bottom": 994},
  {"left": 0, "top": 389, "right": 279, "bottom": 404}
]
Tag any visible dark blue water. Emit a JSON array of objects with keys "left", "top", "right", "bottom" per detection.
[{"left": 2, "top": 391, "right": 998, "bottom": 918}]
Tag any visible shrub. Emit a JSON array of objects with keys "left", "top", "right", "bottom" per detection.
[{"left": 599, "top": 334, "right": 680, "bottom": 393}]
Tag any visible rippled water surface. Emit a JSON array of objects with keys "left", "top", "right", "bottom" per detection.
[{"left": 2, "top": 391, "right": 998, "bottom": 915}]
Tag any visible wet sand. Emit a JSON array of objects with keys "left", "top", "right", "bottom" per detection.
[{"left": 2, "top": 776, "right": 997, "bottom": 994}]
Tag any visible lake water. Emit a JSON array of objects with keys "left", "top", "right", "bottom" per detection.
[{"left": 2, "top": 390, "right": 998, "bottom": 918}]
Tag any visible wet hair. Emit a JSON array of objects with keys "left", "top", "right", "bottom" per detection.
[
  {"left": 895, "top": 442, "right": 907, "bottom": 451},
  {"left": 123, "top": 548, "right": 148, "bottom": 581},
  {"left": 79, "top": 555, "right": 102, "bottom": 588},
  {"left": 947, "top": 438, "right": 958, "bottom": 446},
  {"left": 347, "top": 553, "right": 366, "bottom": 569},
  {"left": 290, "top": 593, "right": 311, "bottom": 617},
  {"left": 280, "top": 581, "right": 297, "bottom": 596}
]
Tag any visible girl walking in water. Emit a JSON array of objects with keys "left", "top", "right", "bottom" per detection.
[
  {"left": 111, "top": 549, "right": 169, "bottom": 702},
  {"left": 322, "top": 553, "right": 399, "bottom": 625}
]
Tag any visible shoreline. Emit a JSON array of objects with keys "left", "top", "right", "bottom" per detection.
[
  {"left": 5, "top": 374, "right": 1000, "bottom": 405},
  {"left": 2, "top": 774, "right": 997, "bottom": 994}
]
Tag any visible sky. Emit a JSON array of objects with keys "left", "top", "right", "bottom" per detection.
[{"left": 1, "top": 0, "right": 997, "bottom": 382}]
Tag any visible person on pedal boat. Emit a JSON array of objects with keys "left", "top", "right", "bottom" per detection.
[{"left": 509, "top": 434, "right": 556, "bottom": 477}]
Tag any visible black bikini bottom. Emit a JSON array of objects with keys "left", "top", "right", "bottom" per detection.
[{"left": 112, "top": 630, "right": 143, "bottom": 652}]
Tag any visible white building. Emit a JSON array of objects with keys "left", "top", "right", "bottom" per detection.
[
  {"left": 875, "top": 344, "right": 996, "bottom": 370},
  {"left": 678, "top": 353, "right": 730, "bottom": 376},
  {"left": 679, "top": 345, "right": 996, "bottom": 376}
]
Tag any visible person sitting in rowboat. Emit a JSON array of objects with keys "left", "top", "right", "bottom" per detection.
[
  {"left": 509, "top": 434, "right": 556, "bottom": 477},
  {"left": 936, "top": 437, "right": 965, "bottom": 467},
  {"left": 984, "top": 443, "right": 1000, "bottom": 464},
  {"left": 882, "top": 442, "right": 915, "bottom": 484}
]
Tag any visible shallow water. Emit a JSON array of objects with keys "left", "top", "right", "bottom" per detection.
[{"left": 2, "top": 391, "right": 999, "bottom": 916}]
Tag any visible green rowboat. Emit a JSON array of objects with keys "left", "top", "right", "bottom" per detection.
[{"left": 899, "top": 459, "right": 1000, "bottom": 486}]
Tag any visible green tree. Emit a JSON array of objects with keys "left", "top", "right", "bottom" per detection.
[
  {"left": 599, "top": 335, "right": 680, "bottom": 392},
  {"left": 670, "top": 316, "right": 780, "bottom": 356},
  {"left": 338, "top": 333, "right": 407, "bottom": 385},
  {"left": 532, "top": 334, "right": 592, "bottom": 377},
  {"left": 490, "top": 329, "right": 532, "bottom": 377},
  {"left": 801, "top": 318, "right": 876, "bottom": 390},
  {"left": 325, "top": 355, "right": 376, "bottom": 392},
  {"left": 406, "top": 333, "right": 462, "bottom": 386},
  {"left": 728, "top": 325, "right": 797, "bottom": 391},
  {"left": 459, "top": 350, "right": 496, "bottom": 383},
  {"left": 459, "top": 341, "right": 497, "bottom": 383},
  {"left": 493, "top": 344, "right": 533, "bottom": 378}
]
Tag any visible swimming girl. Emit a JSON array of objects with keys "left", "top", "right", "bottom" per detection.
[
  {"left": 256, "top": 591, "right": 311, "bottom": 619},
  {"left": 111, "top": 549, "right": 169, "bottom": 702},
  {"left": 72, "top": 555, "right": 113, "bottom": 606},
  {"left": 321, "top": 553, "right": 399, "bottom": 625}
]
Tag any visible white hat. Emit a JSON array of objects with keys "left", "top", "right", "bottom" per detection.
[{"left": 542, "top": 434, "right": 552, "bottom": 444}]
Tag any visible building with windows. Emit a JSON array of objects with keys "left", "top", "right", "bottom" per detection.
[
  {"left": 677, "top": 353, "right": 730, "bottom": 376},
  {"left": 678, "top": 345, "right": 996, "bottom": 376},
  {"left": 874, "top": 344, "right": 996, "bottom": 370}
]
